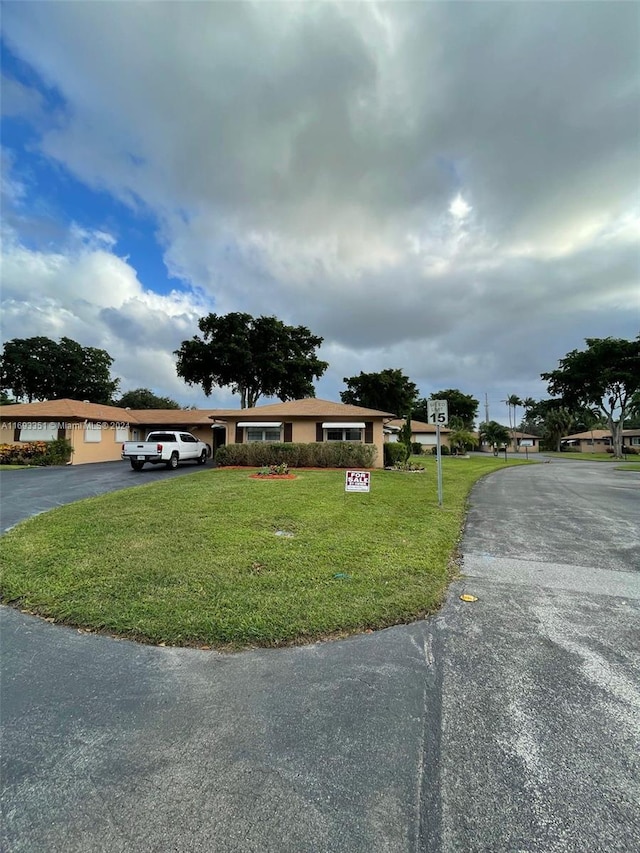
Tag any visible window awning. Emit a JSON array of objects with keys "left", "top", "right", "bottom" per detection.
[
  {"left": 322, "top": 422, "right": 366, "bottom": 429},
  {"left": 237, "top": 421, "right": 282, "bottom": 428}
]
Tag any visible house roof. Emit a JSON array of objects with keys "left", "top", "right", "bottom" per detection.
[
  {"left": 211, "top": 398, "right": 395, "bottom": 419},
  {"left": 127, "top": 409, "right": 220, "bottom": 426},
  {"left": 387, "top": 418, "right": 451, "bottom": 434},
  {"left": 561, "top": 429, "right": 612, "bottom": 440},
  {"left": 0, "top": 399, "right": 135, "bottom": 422},
  {"left": 561, "top": 428, "right": 640, "bottom": 440}
]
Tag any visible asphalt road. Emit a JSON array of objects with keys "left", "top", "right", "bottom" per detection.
[{"left": 1, "top": 459, "right": 639, "bottom": 852}]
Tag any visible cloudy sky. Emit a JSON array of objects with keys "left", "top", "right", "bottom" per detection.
[{"left": 1, "top": 1, "right": 638, "bottom": 422}]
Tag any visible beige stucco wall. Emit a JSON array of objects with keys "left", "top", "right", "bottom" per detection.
[
  {"left": 68, "top": 422, "right": 131, "bottom": 464},
  {"left": 575, "top": 439, "right": 610, "bottom": 453},
  {"left": 224, "top": 417, "right": 385, "bottom": 468}
]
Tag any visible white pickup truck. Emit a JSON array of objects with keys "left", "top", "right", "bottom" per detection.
[{"left": 122, "top": 431, "right": 209, "bottom": 471}]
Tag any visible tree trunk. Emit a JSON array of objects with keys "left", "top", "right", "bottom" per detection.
[{"left": 609, "top": 415, "right": 623, "bottom": 458}]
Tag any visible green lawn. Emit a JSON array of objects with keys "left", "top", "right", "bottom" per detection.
[
  {"left": 541, "top": 451, "right": 635, "bottom": 462},
  {"left": 616, "top": 463, "right": 640, "bottom": 472},
  {"left": 0, "top": 456, "right": 530, "bottom": 648}
]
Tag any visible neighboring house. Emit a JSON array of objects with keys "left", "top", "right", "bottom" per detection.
[
  {"left": 560, "top": 428, "right": 640, "bottom": 453},
  {"left": 0, "top": 399, "right": 135, "bottom": 465},
  {"left": 385, "top": 419, "right": 451, "bottom": 450},
  {"left": 212, "top": 398, "right": 395, "bottom": 469},
  {"left": 477, "top": 430, "right": 540, "bottom": 454},
  {"left": 0, "top": 397, "right": 395, "bottom": 467},
  {"left": 507, "top": 431, "right": 540, "bottom": 453}
]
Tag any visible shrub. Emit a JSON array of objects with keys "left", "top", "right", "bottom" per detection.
[
  {"left": 431, "top": 445, "right": 451, "bottom": 456},
  {"left": 622, "top": 445, "right": 638, "bottom": 455},
  {"left": 411, "top": 442, "right": 423, "bottom": 455},
  {"left": 0, "top": 438, "right": 73, "bottom": 466},
  {"left": 215, "top": 442, "right": 377, "bottom": 469},
  {"left": 42, "top": 438, "right": 73, "bottom": 465},
  {"left": 384, "top": 442, "right": 407, "bottom": 467}
]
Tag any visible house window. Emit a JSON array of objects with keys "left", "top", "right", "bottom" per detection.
[
  {"left": 18, "top": 422, "right": 58, "bottom": 442},
  {"left": 321, "top": 422, "right": 366, "bottom": 443},
  {"left": 237, "top": 422, "right": 282, "bottom": 443},
  {"left": 246, "top": 427, "right": 281, "bottom": 442},
  {"left": 631, "top": 437, "right": 640, "bottom": 446},
  {"left": 326, "top": 428, "right": 363, "bottom": 442},
  {"left": 84, "top": 423, "right": 102, "bottom": 443},
  {"left": 115, "top": 427, "right": 129, "bottom": 442}
]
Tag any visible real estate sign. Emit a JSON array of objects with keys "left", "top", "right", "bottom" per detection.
[{"left": 345, "top": 470, "right": 371, "bottom": 493}]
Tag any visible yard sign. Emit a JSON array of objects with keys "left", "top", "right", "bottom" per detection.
[{"left": 345, "top": 470, "right": 371, "bottom": 493}]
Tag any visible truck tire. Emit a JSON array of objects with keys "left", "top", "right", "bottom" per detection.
[
  {"left": 130, "top": 460, "right": 144, "bottom": 471},
  {"left": 196, "top": 450, "right": 207, "bottom": 465},
  {"left": 167, "top": 452, "right": 179, "bottom": 470}
]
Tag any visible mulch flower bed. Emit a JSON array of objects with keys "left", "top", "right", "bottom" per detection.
[{"left": 249, "top": 474, "right": 297, "bottom": 480}]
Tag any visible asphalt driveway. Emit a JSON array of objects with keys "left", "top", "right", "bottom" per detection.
[
  {"left": 0, "top": 459, "right": 211, "bottom": 533},
  {"left": 1, "top": 459, "right": 639, "bottom": 852}
]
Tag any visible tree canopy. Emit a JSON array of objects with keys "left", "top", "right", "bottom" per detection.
[
  {"left": 340, "top": 369, "right": 419, "bottom": 415},
  {"left": 412, "top": 389, "right": 479, "bottom": 428},
  {"left": 479, "top": 420, "right": 510, "bottom": 451},
  {"left": 175, "top": 313, "right": 328, "bottom": 408},
  {"left": 117, "top": 388, "right": 181, "bottom": 410},
  {"left": 541, "top": 336, "right": 640, "bottom": 458},
  {"left": 0, "top": 336, "right": 119, "bottom": 404}
]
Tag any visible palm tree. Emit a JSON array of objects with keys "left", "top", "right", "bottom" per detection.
[
  {"left": 479, "top": 421, "right": 511, "bottom": 455},
  {"left": 543, "top": 407, "right": 575, "bottom": 452},
  {"left": 448, "top": 425, "right": 479, "bottom": 456},
  {"left": 503, "top": 395, "right": 523, "bottom": 452}
]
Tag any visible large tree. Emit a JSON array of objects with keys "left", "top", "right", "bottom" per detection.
[
  {"left": 117, "top": 388, "right": 181, "bottom": 409},
  {"left": 340, "top": 369, "right": 419, "bottom": 415},
  {"left": 0, "top": 336, "right": 119, "bottom": 403},
  {"left": 412, "top": 389, "right": 479, "bottom": 429},
  {"left": 542, "top": 336, "right": 640, "bottom": 458},
  {"left": 175, "top": 313, "right": 328, "bottom": 408}
]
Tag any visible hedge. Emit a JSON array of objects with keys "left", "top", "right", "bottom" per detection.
[
  {"left": 215, "top": 442, "right": 377, "bottom": 469},
  {"left": 0, "top": 438, "right": 74, "bottom": 466}
]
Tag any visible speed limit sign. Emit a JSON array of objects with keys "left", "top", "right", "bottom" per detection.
[{"left": 427, "top": 399, "right": 449, "bottom": 426}]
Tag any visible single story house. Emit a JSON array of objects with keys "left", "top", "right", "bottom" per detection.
[
  {"left": 211, "top": 398, "right": 395, "bottom": 468},
  {"left": 0, "top": 399, "right": 136, "bottom": 465},
  {"left": 560, "top": 428, "right": 640, "bottom": 453},
  {"left": 0, "top": 397, "right": 395, "bottom": 467},
  {"left": 385, "top": 419, "right": 451, "bottom": 450},
  {"left": 477, "top": 430, "right": 540, "bottom": 454}
]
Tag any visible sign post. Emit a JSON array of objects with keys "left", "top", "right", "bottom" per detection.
[
  {"left": 427, "top": 400, "right": 449, "bottom": 506},
  {"left": 520, "top": 438, "right": 533, "bottom": 460}
]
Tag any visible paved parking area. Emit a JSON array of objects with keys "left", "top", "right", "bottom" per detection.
[{"left": 0, "top": 460, "right": 211, "bottom": 533}]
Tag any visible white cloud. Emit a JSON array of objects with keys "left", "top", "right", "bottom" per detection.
[
  {"left": 1, "top": 1, "right": 638, "bottom": 415},
  {"left": 0, "top": 224, "right": 221, "bottom": 404}
]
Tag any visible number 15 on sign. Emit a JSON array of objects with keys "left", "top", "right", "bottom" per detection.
[{"left": 427, "top": 399, "right": 449, "bottom": 425}]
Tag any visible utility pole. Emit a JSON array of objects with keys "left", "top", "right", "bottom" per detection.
[{"left": 484, "top": 393, "right": 490, "bottom": 424}]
